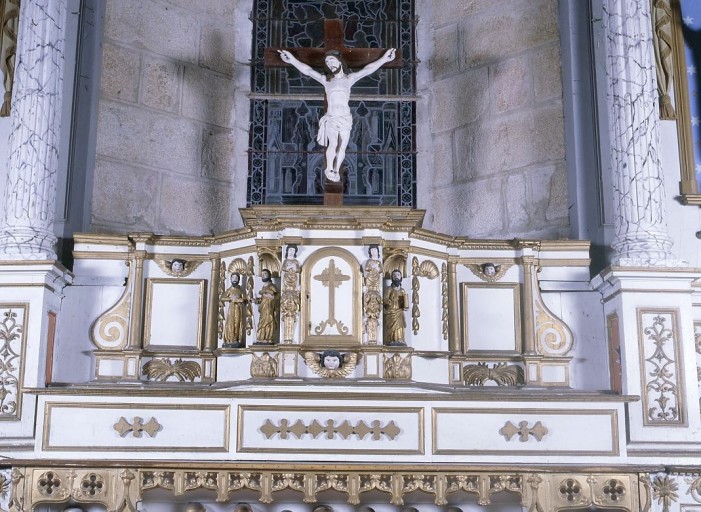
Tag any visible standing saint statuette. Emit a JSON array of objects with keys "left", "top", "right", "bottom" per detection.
[
  {"left": 255, "top": 269, "right": 280, "bottom": 344},
  {"left": 384, "top": 269, "right": 409, "bottom": 346},
  {"left": 222, "top": 272, "right": 247, "bottom": 348},
  {"left": 278, "top": 47, "right": 396, "bottom": 182},
  {"left": 362, "top": 245, "right": 383, "bottom": 345}
]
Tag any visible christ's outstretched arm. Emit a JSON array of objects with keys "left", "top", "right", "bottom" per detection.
[
  {"left": 349, "top": 48, "right": 396, "bottom": 83},
  {"left": 278, "top": 50, "right": 326, "bottom": 84}
]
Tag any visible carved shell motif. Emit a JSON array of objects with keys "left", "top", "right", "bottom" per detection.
[
  {"left": 415, "top": 260, "right": 439, "bottom": 279},
  {"left": 227, "top": 257, "right": 249, "bottom": 275}
]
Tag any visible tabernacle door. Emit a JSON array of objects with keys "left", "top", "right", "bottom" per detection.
[{"left": 301, "top": 247, "right": 362, "bottom": 346}]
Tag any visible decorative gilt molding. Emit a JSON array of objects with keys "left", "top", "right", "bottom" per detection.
[
  {"left": 245, "top": 256, "right": 255, "bottom": 335},
  {"left": 685, "top": 474, "right": 701, "bottom": 503},
  {"left": 651, "top": 474, "right": 678, "bottom": 511},
  {"left": 638, "top": 310, "right": 684, "bottom": 425},
  {"left": 499, "top": 420, "right": 547, "bottom": 442},
  {"left": 154, "top": 258, "right": 202, "bottom": 277},
  {"left": 0, "top": 0, "right": 19, "bottom": 117},
  {"left": 441, "top": 263, "right": 448, "bottom": 340},
  {"left": 142, "top": 358, "right": 201, "bottom": 382},
  {"left": 79, "top": 473, "right": 105, "bottom": 498},
  {"left": 383, "top": 353, "right": 412, "bottom": 380},
  {"left": 250, "top": 352, "right": 278, "bottom": 378},
  {"left": 0, "top": 304, "right": 26, "bottom": 420},
  {"left": 464, "top": 263, "right": 511, "bottom": 282},
  {"left": 362, "top": 254, "right": 383, "bottom": 345},
  {"left": 652, "top": 0, "right": 676, "bottom": 119},
  {"left": 9, "top": 467, "right": 645, "bottom": 510},
  {"left": 90, "top": 262, "right": 131, "bottom": 351},
  {"left": 217, "top": 261, "right": 226, "bottom": 341},
  {"left": 534, "top": 296, "right": 573, "bottom": 357},
  {"left": 280, "top": 252, "right": 301, "bottom": 344},
  {"left": 260, "top": 419, "right": 400, "bottom": 441},
  {"left": 256, "top": 247, "right": 280, "bottom": 277},
  {"left": 113, "top": 416, "right": 162, "bottom": 438},
  {"left": 36, "top": 471, "right": 67, "bottom": 500},
  {"left": 382, "top": 247, "right": 407, "bottom": 278},
  {"left": 302, "top": 351, "right": 358, "bottom": 378},
  {"left": 462, "top": 362, "right": 524, "bottom": 387},
  {"left": 227, "top": 257, "right": 249, "bottom": 275},
  {"left": 410, "top": 258, "right": 438, "bottom": 335}
]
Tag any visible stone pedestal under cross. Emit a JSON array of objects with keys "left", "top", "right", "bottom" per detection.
[{"left": 265, "top": 19, "right": 401, "bottom": 206}]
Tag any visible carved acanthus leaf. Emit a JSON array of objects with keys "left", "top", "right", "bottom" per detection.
[
  {"left": 462, "top": 362, "right": 524, "bottom": 387},
  {"left": 142, "top": 358, "right": 201, "bottom": 382}
]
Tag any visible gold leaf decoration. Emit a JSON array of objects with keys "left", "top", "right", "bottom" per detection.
[
  {"left": 302, "top": 351, "right": 359, "bottom": 378},
  {"left": 260, "top": 419, "right": 400, "bottom": 440},
  {"left": 142, "top": 358, "right": 201, "bottom": 382},
  {"left": 227, "top": 258, "right": 248, "bottom": 275},
  {"left": 499, "top": 420, "right": 547, "bottom": 442},
  {"left": 155, "top": 258, "right": 203, "bottom": 277},
  {"left": 464, "top": 263, "right": 511, "bottom": 283},
  {"left": 462, "top": 362, "right": 524, "bottom": 387},
  {"left": 90, "top": 262, "right": 131, "bottom": 350},
  {"left": 417, "top": 260, "right": 439, "bottom": 279},
  {"left": 251, "top": 352, "right": 278, "bottom": 378},
  {"left": 113, "top": 416, "right": 162, "bottom": 438}
]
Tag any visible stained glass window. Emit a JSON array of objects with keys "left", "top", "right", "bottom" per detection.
[{"left": 247, "top": 0, "right": 417, "bottom": 206}]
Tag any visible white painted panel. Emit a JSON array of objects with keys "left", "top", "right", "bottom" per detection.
[
  {"left": 433, "top": 408, "right": 618, "bottom": 455},
  {"left": 43, "top": 403, "right": 229, "bottom": 452}
]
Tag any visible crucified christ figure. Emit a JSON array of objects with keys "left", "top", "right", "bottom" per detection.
[{"left": 278, "top": 48, "right": 396, "bottom": 182}]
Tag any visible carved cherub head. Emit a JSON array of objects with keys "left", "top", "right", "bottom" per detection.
[
  {"left": 170, "top": 259, "right": 186, "bottom": 274},
  {"left": 481, "top": 262, "right": 499, "bottom": 277},
  {"left": 320, "top": 349, "right": 343, "bottom": 370}
]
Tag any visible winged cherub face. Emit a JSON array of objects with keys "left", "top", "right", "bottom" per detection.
[
  {"left": 323, "top": 355, "right": 340, "bottom": 370},
  {"left": 171, "top": 259, "right": 185, "bottom": 273}
]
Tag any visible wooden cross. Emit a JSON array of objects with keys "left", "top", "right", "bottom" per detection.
[{"left": 265, "top": 19, "right": 402, "bottom": 206}]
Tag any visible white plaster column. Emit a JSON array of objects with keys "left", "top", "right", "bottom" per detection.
[
  {"left": 603, "top": 0, "right": 680, "bottom": 266},
  {"left": 0, "top": 0, "right": 66, "bottom": 260}
]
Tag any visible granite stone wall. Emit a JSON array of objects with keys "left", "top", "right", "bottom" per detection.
[
  {"left": 417, "top": 0, "right": 569, "bottom": 238},
  {"left": 91, "top": 0, "right": 569, "bottom": 239},
  {"left": 91, "top": 0, "right": 251, "bottom": 234}
]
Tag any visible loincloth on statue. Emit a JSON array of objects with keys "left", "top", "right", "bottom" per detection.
[{"left": 316, "top": 113, "right": 353, "bottom": 145}]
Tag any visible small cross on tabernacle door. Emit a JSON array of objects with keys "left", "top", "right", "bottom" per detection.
[
  {"left": 265, "top": 19, "right": 402, "bottom": 206},
  {"left": 313, "top": 258, "right": 351, "bottom": 335}
]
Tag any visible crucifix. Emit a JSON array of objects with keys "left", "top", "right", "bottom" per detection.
[{"left": 265, "top": 19, "right": 402, "bottom": 206}]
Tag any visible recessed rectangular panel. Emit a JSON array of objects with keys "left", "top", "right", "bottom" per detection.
[
  {"left": 461, "top": 283, "right": 520, "bottom": 352},
  {"left": 144, "top": 279, "right": 205, "bottom": 349},
  {"left": 432, "top": 408, "right": 618, "bottom": 455},
  {"left": 43, "top": 403, "right": 230, "bottom": 452},
  {"left": 238, "top": 405, "right": 423, "bottom": 455}
]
